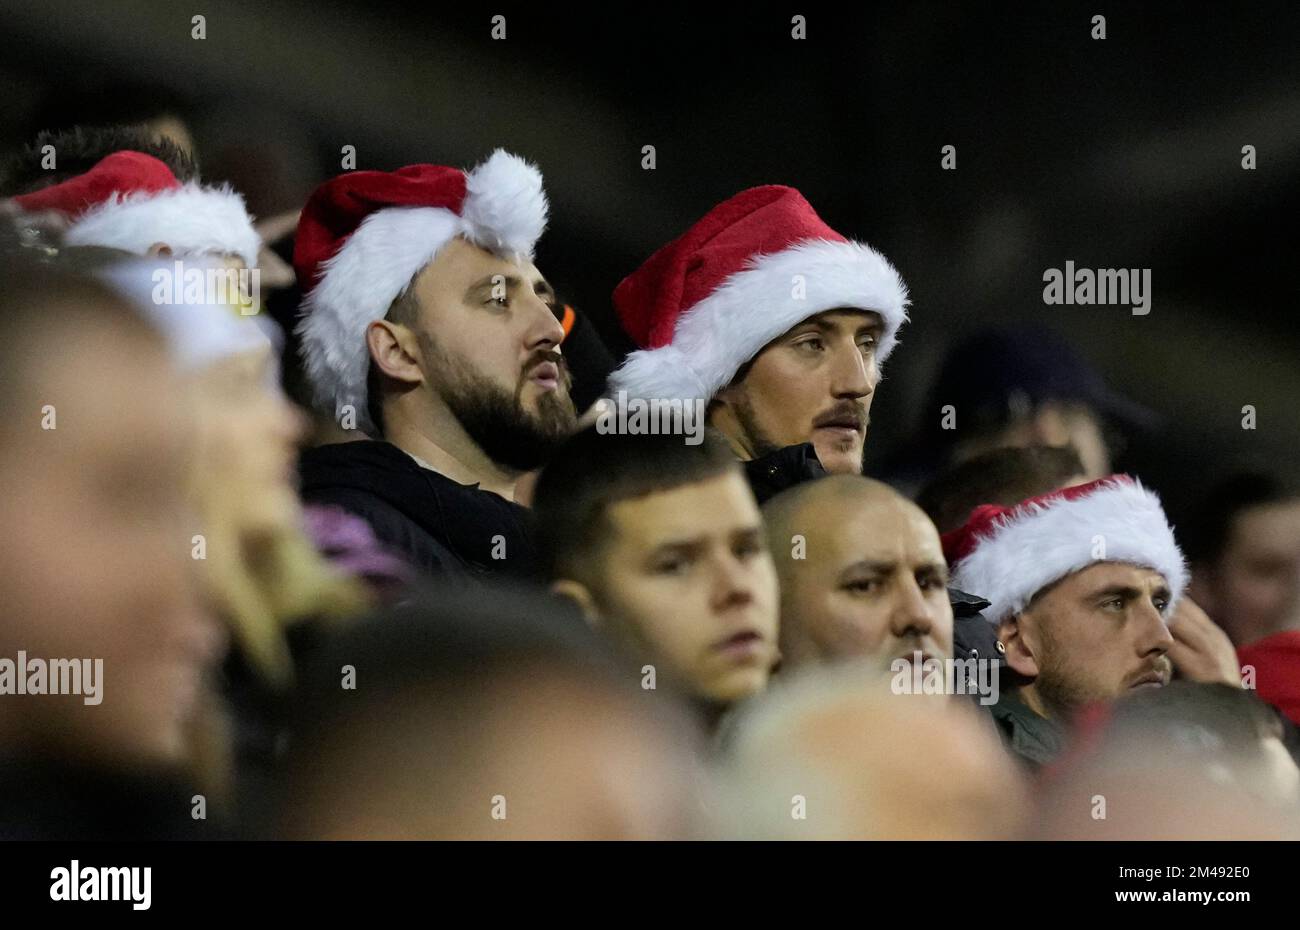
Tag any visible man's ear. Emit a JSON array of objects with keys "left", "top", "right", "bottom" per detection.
[
  {"left": 999, "top": 612, "right": 1039, "bottom": 679},
  {"left": 366, "top": 319, "right": 424, "bottom": 386},
  {"left": 551, "top": 579, "right": 601, "bottom": 628},
  {"left": 147, "top": 242, "right": 173, "bottom": 257}
]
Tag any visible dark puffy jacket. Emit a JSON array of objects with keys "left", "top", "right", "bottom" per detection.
[{"left": 298, "top": 440, "right": 538, "bottom": 583}]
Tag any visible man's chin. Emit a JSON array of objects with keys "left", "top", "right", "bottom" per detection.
[{"left": 811, "top": 440, "right": 865, "bottom": 475}]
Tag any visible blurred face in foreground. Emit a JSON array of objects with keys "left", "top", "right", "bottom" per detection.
[
  {"left": 191, "top": 344, "right": 307, "bottom": 536},
  {"left": 0, "top": 315, "right": 220, "bottom": 767},
  {"left": 574, "top": 470, "right": 780, "bottom": 704},
  {"left": 710, "top": 309, "right": 882, "bottom": 475},
  {"left": 1004, "top": 562, "right": 1175, "bottom": 717},
  {"left": 769, "top": 478, "right": 954, "bottom": 670}
]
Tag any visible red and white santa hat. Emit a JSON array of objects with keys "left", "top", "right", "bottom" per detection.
[
  {"left": 607, "top": 185, "right": 909, "bottom": 402},
  {"left": 12, "top": 150, "right": 259, "bottom": 268},
  {"left": 941, "top": 475, "right": 1188, "bottom": 626},
  {"left": 293, "top": 150, "right": 548, "bottom": 430}
]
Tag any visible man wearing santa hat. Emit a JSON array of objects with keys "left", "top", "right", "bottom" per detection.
[
  {"left": 8, "top": 148, "right": 259, "bottom": 268},
  {"left": 293, "top": 151, "right": 577, "bottom": 580},
  {"left": 606, "top": 184, "right": 908, "bottom": 491},
  {"left": 942, "top": 475, "right": 1189, "bottom": 767}
]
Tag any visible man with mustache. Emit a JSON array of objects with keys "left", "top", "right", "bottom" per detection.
[
  {"left": 606, "top": 185, "right": 909, "bottom": 496},
  {"left": 763, "top": 476, "right": 955, "bottom": 673},
  {"left": 294, "top": 152, "right": 577, "bottom": 580},
  {"left": 942, "top": 475, "right": 1188, "bottom": 768}
]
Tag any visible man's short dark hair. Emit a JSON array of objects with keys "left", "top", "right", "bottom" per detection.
[
  {"left": 1180, "top": 470, "right": 1300, "bottom": 566},
  {"left": 0, "top": 125, "right": 199, "bottom": 197},
  {"left": 916, "top": 444, "right": 1087, "bottom": 534},
  {"left": 532, "top": 427, "right": 740, "bottom": 582}
]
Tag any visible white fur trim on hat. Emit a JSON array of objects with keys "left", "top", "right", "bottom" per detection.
[
  {"left": 607, "top": 238, "right": 909, "bottom": 403},
  {"left": 950, "top": 478, "right": 1188, "bottom": 626},
  {"left": 63, "top": 183, "right": 260, "bottom": 269},
  {"left": 296, "top": 150, "right": 547, "bottom": 432}
]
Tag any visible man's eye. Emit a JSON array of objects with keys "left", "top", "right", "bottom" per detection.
[
  {"left": 844, "top": 579, "right": 880, "bottom": 594},
  {"left": 1153, "top": 597, "right": 1170, "bottom": 613},
  {"left": 652, "top": 557, "right": 691, "bottom": 576},
  {"left": 1102, "top": 598, "right": 1125, "bottom": 612},
  {"left": 858, "top": 338, "right": 877, "bottom": 355},
  {"left": 918, "top": 576, "right": 942, "bottom": 591},
  {"left": 734, "top": 540, "right": 763, "bottom": 560},
  {"left": 796, "top": 337, "right": 824, "bottom": 352},
  {"left": 487, "top": 295, "right": 509, "bottom": 308}
]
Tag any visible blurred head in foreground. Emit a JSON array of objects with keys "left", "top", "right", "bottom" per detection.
[
  {"left": 105, "top": 256, "right": 368, "bottom": 689},
  {"left": 276, "top": 586, "right": 706, "bottom": 839},
  {"left": 0, "top": 254, "right": 219, "bottom": 770},
  {"left": 534, "top": 429, "right": 780, "bottom": 711},
  {"left": 1036, "top": 682, "right": 1300, "bottom": 839},
  {"left": 720, "top": 664, "right": 1026, "bottom": 839}
]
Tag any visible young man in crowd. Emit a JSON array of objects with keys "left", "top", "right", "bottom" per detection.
[
  {"left": 293, "top": 151, "right": 578, "bottom": 580},
  {"left": 942, "top": 475, "right": 1192, "bottom": 768},
  {"left": 532, "top": 429, "right": 780, "bottom": 726},
  {"left": 606, "top": 184, "right": 909, "bottom": 496}
]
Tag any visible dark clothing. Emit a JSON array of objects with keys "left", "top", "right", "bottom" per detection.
[
  {"left": 986, "top": 688, "right": 1067, "bottom": 770},
  {"left": 0, "top": 753, "right": 217, "bottom": 840},
  {"left": 951, "top": 588, "right": 999, "bottom": 660},
  {"left": 299, "top": 440, "right": 538, "bottom": 583},
  {"left": 743, "top": 443, "right": 827, "bottom": 505}
]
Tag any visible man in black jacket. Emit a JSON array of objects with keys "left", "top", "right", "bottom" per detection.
[{"left": 293, "top": 151, "right": 577, "bottom": 581}]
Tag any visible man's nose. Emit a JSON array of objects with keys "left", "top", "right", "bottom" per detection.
[{"left": 829, "top": 342, "right": 876, "bottom": 399}]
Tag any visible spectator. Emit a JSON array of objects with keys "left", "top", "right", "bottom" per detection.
[
  {"left": 943, "top": 476, "right": 1188, "bottom": 768},
  {"left": 293, "top": 152, "right": 577, "bottom": 581},
  {"left": 533, "top": 429, "right": 779, "bottom": 727},
  {"left": 274, "top": 586, "right": 705, "bottom": 839},
  {"left": 607, "top": 185, "right": 908, "bottom": 489},
  {"left": 1183, "top": 470, "right": 1300, "bottom": 647},
  {"left": 762, "top": 476, "right": 955, "bottom": 673},
  {"left": 0, "top": 256, "right": 222, "bottom": 839}
]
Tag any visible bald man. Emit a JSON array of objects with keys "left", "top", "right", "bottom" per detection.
[{"left": 763, "top": 475, "right": 955, "bottom": 671}]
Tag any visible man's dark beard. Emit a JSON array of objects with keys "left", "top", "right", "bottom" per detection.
[
  {"left": 732, "top": 391, "right": 785, "bottom": 459},
  {"left": 422, "top": 333, "right": 577, "bottom": 473}
]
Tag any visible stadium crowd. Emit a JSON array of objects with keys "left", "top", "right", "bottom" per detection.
[{"left": 1, "top": 123, "right": 1297, "bottom": 840}]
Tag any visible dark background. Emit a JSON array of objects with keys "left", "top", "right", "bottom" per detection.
[{"left": 1, "top": 0, "right": 1296, "bottom": 511}]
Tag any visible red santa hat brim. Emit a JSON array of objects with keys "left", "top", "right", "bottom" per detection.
[
  {"left": 606, "top": 237, "right": 908, "bottom": 402},
  {"left": 294, "top": 149, "right": 547, "bottom": 430},
  {"left": 63, "top": 183, "right": 260, "bottom": 269},
  {"left": 948, "top": 477, "right": 1188, "bottom": 625}
]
